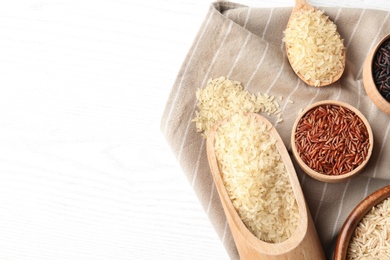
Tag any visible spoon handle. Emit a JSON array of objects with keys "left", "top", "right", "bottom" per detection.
[{"left": 295, "top": 0, "right": 307, "bottom": 7}]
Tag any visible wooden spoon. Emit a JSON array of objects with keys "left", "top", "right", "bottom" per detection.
[
  {"left": 206, "top": 113, "right": 325, "bottom": 259},
  {"left": 285, "top": 0, "right": 346, "bottom": 87},
  {"left": 292, "top": 0, "right": 313, "bottom": 11}
]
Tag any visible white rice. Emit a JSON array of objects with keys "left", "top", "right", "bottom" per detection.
[
  {"left": 283, "top": 9, "right": 345, "bottom": 87},
  {"left": 214, "top": 113, "right": 299, "bottom": 243},
  {"left": 192, "top": 77, "right": 282, "bottom": 138}
]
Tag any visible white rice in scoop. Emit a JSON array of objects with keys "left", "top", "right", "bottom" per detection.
[{"left": 214, "top": 113, "right": 299, "bottom": 243}]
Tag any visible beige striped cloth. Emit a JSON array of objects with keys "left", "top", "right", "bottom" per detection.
[{"left": 161, "top": 1, "right": 390, "bottom": 259}]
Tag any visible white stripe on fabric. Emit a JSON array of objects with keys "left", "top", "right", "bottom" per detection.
[
  {"left": 345, "top": 9, "right": 365, "bottom": 50},
  {"left": 331, "top": 179, "right": 351, "bottom": 238},
  {"left": 191, "top": 139, "right": 205, "bottom": 187},
  {"left": 206, "top": 184, "right": 215, "bottom": 214},
  {"left": 300, "top": 172, "right": 306, "bottom": 188},
  {"left": 307, "top": 88, "right": 321, "bottom": 110},
  {"left": 243, "top": 7, "right": 252, "bottom": 29},
  {"left": 341, "top": 9, "right": 366, "bottom": 112},
  {"left": 243, "top": 8, "right": 273, "bottom": 89},
  {"left": 261, "top": 8, "right": 273, "bottom": 39},
  {"left": 227, "top": 31, "right": 251, "bottom": 77},
  {"left": 367, "top": 89, "right": 378, "bottom": 120},
  {"left": 265, "top": 42, "right": 286, "bottom": 94},
  {"left": 314, "top": 183, "right": 328, "bottom": 224},
  {"left": 333, "top": 8, "right": 344, "bottom": 101},
  {"left": 221, "top": 219, "right": 229, "bottom": 244},
  {"left": 246, "top": 43, "right": 269, "bottom": 88},
  {"left": 356, "top": 79, "right": 363, "bottom": 110},
  {"left": 372, "top": 121, "right": 390, "bottom": 179},
  {"left": 263, "top": 8, "right": 286, "bottom": 94},
  {"left": 200, "top": 22, "right": 234, "bottom": 88},
  {"left": 334, "top": 7, "right": 342, "bottom": 21},
  {"left": 262, "top": 9, "right": 288, "bottom": 94},
  {"left": 225, "top": 9, "right": 232, "bottom": 20},
  {"left": 227, "top": 7, "right": 254, "bottom": 78},
  {"left": 275, "top": 77, "right": 301, "bottom": 128},
  {"left": 363, "top": 178, "right": 372, "bottom": 199},
  {"left": 178, "top": 21, "right": 234, "bottom": 163},
  {"left": 163, "top": 12, "right": 214, "bottom": 136}
]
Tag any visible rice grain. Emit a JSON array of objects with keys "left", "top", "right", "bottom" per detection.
[
  {"left": 283, "top": 9, "right": 345, "bottom": 87},
  {"left": 192, "top": 77, "right": 282, "bottom": 138},
  {"left": 348, "top": 197, "right": 390, "bottom": 259}
]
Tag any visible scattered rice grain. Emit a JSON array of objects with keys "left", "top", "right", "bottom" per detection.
[{"left": 192, "top": 77, "right": 282, "bottom": 138}]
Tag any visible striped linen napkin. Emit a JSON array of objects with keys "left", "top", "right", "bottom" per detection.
[{"left": 161, "top": 2, "right": 390, "bottom": 259}]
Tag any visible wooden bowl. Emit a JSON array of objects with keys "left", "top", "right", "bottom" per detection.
[
  {"left": 291, "top": 100, "right": 373, "bottom": 183},
  {"left": 334, "top": 185, "right": 390, "bottom": 259},
  {"left": 207, "top": 113, "right": 325, "bottom": 259},
  {"left": 363, "top": 33, "right": 390, "bottom": 115}
]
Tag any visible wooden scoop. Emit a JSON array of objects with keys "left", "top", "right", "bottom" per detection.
[
  {"left": 206, "top": 113, "right": 325, "bottom": 259},
  {"left": 285, "top": 0, "right": 346, "bottom": 87}
]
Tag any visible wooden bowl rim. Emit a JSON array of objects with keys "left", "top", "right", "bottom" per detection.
[
  {"left": 362, "top": 33, "right": 390, "bottom": 115},
  {"left": 291, "top": 100, "right": 374, "bottom": 183},
  {"left": 334, "top": 185, "right": 390, "bottom": 259}
]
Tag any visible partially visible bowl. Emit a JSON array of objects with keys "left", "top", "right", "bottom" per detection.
[
  {"left": 334, "top": 185, "right": 390, "bottom": 259},
  {"left": 291, "top": 100, "right": 373, "bottom": 183},
  {"left": 363, "top": 33, "right": 390, "bottom": 115}
]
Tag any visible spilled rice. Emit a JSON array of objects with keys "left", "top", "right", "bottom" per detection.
[{"left": 192, "top": 77, "right": 282, "bottom": 138}]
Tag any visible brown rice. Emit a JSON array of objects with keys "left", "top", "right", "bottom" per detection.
[{"left": 348, "top": 197, "right": 390, "bottom": 259}]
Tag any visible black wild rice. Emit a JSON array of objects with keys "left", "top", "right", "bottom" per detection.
[{"left": 373, "top": 38, "right": 390, "bottom": 102}]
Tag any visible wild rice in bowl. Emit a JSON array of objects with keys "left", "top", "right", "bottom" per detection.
[
  {"left": 348, "top": 197, "right": 390, "bottom": 259},
  {"left": 214, "top": 113, "right": 299, "bottom": 243}
]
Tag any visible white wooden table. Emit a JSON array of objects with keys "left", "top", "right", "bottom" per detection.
[{"left": 1, "top": 0, "right": 389, "bottom": 259}]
